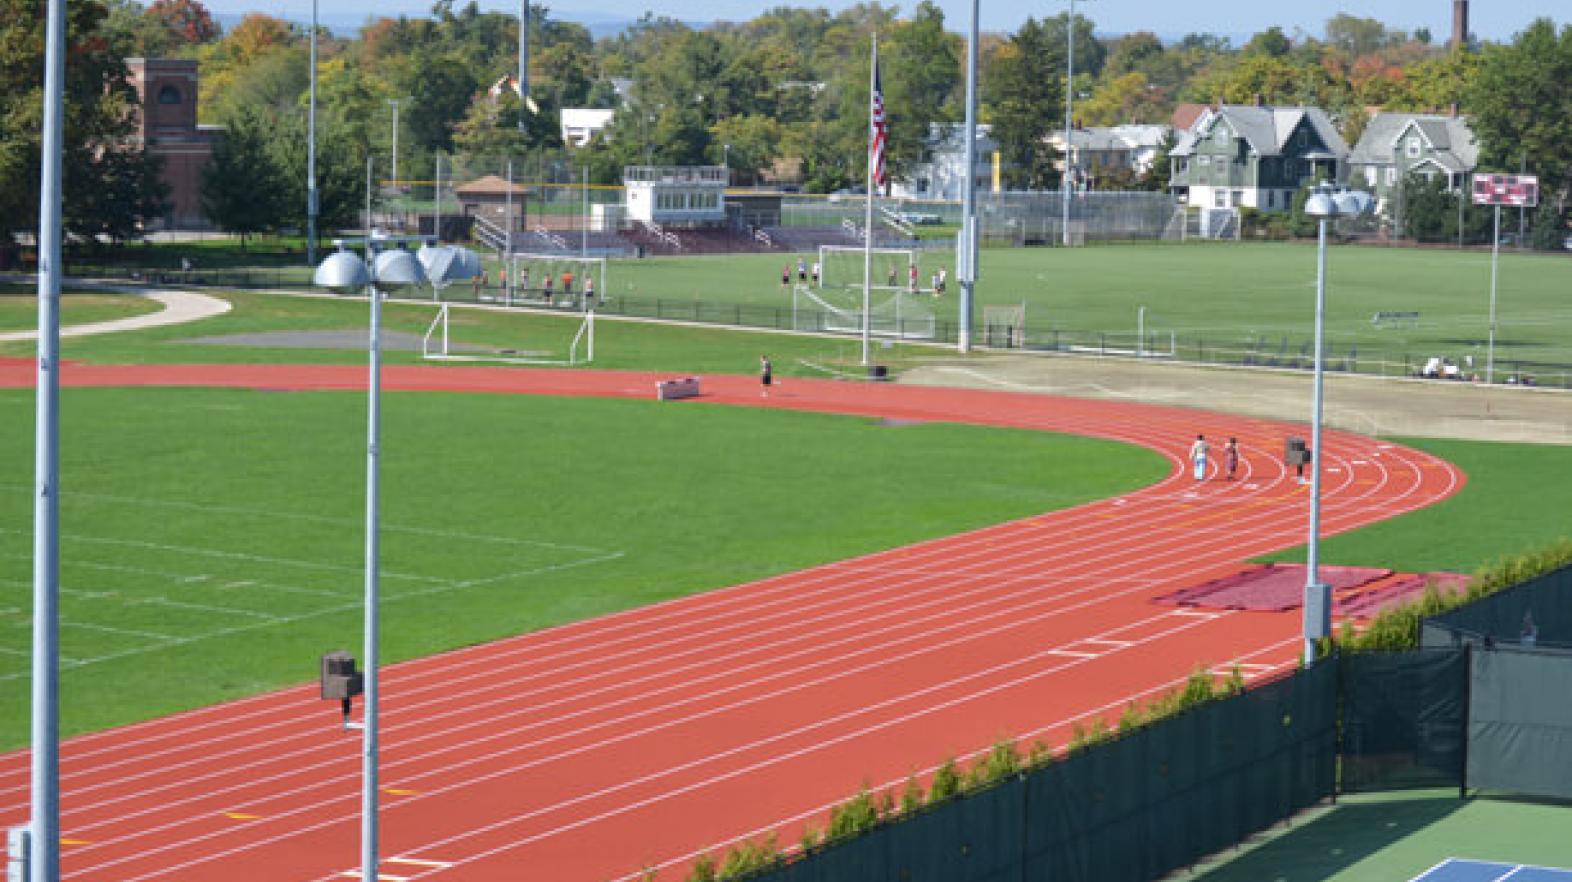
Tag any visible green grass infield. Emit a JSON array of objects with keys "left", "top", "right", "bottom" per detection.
[
  {"left": 0, "top": 288, "right": 163, "bottom": 332},
  {"left": 0, "top": 386, "right": 1165, "bottom": 747}
]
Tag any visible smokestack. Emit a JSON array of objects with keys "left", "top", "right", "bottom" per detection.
[{"left": 1451, "top": 0, "right": 1469, "bottom": 50}]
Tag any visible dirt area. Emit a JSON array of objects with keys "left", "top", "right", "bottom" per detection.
[{"left": 902, "top": 353, "right": 1572, "bottom": 445}]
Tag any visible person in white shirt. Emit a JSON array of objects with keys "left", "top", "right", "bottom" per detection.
[{"left": 1189, "top": 434, "right": 1209, "bottom": 482}]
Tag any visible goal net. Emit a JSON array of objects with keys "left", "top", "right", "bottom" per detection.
[
  {"left": 504, "top": 253, "right": 608, "bottom": 310},
  {"left": 982, "top": 303, "right": 1027, "bottom": 349},
  {"left": 422, "top": 302, "right": 595, "bottom": 365},
  {"left": 796, "top": 246, "right": 934, "bottom": 339}
]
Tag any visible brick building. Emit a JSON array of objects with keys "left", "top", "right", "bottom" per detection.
[{"left": 126, "top": 57, "right": 223, "bottom": 229}]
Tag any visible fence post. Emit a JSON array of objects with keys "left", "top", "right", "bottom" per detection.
[{"left": 1459, "top": 641, "right": 1472, "bottom": 798}]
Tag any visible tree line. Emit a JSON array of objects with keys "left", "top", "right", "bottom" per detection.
[{"left": 1, "top": 0, "right": 1570, "bottom": 247}]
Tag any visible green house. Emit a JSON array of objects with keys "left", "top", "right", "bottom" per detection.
[
  {"left": 1169, "top": 105, "right": 1347, "bottom": 213},
  {"left": 1347, "top": 112, "right": 1479, "bottom": 216}
]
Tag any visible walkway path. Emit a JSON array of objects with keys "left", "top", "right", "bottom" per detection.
[{"left": 0, "top": 287, "right": 230, "bottom": 342}]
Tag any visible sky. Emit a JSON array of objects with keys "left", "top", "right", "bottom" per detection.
[{"left": 210, "top": 0, "right": 1566, "bottom": 44}]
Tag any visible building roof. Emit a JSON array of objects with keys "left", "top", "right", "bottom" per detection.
[
  {"left": 454, "top": 175, "right": 529, "bottom": 197},
  {"left": 1171, "top": 103, "right": 1207, "bottom": 131},
  {"left": 1348, "top": 111, "right": 1479, "bottom": 174},
  {"left": 561, "top": 108, "right": 616, "bottom": 129},
  {"left": 1063, "top": 124, "right": 1170, "bottom": 151},
  {"left": 1171, "top": 105, "right": 1347, "bottom": 159}
]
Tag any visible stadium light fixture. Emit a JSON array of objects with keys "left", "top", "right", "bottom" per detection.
[
  {"left": 1301, "top": 181, "right": 1372, "bottom": 666},
  {"left": 312, "top": 238, "right": 425, "bottom": 882}
]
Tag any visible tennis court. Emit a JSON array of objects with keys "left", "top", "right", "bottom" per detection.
[{"left": 1412, "top": 859, "right": 1572, "bottom": 882}]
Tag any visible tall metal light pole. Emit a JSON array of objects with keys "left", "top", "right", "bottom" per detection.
[
  {"left": 518, "top": 0, "right": 530, "bottom": 131},
  {"left": 1301, "top": 182, "right": 1371, "bottom": 665},
  {"left": 313, "top": 233, "right": 426, "bottom": 882},
  {"left": 30, "top": 0, "right": 67, "bottom": 878},
  {"left": 386, "top": 98, "right": 405, "bottom": 196},
  {"left": 957, "top": 0, "right": 979, "bottom": 353},
  {"left": 1060, "top": 0, "right": 1081, "bottom": 247},
  {"left": 307, "top": 0, "right": 318, "bottom": 265}
]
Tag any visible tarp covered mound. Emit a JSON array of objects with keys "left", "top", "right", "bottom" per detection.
[{"left": 1152, "top": 564, "right": 1461, "bottom": 615}]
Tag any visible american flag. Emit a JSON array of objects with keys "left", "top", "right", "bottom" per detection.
[{"left": 870, "top": 54, "right": 888, "bottom": 190}]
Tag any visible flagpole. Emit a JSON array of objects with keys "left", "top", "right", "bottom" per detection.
[{"left": 861, "top": 35, "right": 878, "bottom": 368}]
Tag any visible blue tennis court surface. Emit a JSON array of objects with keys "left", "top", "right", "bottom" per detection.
[{"left": 1412, "top": 859, "right": 1572, "bottom": 882}]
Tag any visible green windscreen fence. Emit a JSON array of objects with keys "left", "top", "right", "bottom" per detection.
[
  {"left": 1339, "top": 649, "right": 1467, "bottom": 793},
  {"left": 750, "top": 662, "right": 1337, "bottom": 882},
  {"left": 1466, "top": 645, "right": 1572, "bottom": 800},
  {"left": 1421, "top": 563, "right": 1572, "bottom": 650}
]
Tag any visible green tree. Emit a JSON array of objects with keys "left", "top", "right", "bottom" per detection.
[
  {"left": 200, "top": 106, "right": 286, "bottom": 243},
  {"left": 1243, "top": 26, "right": 1291, "bottom": 58},
  {"left": 0, "top": 0, "right": 168, "bottom": 244},
  {"left": 1467, "top": 19, "right": 1572, "bottom": 212},
  {"left": 883, "top": 1, "right": 960, "bottom": 182},
  {"left": 984, "top": 18, "right": 1063, "bottom": 190}
]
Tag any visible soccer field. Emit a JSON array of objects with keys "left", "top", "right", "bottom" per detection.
[
  {"left": 0, "top": 385, "right": 1163, "bottom": 747},
  {"left": 597, "top": 242, "right": 1572, "bottom": 378}
]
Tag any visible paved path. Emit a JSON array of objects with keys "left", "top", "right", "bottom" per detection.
[{"left": 0, "top": 287, "right": 230, "bottom": 342}]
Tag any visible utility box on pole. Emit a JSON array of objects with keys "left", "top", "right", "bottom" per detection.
[
  {"left": 320, "top": 651, "right": 364, "bottom": 701},
  {"left": 6, "top": 825, "right": 29, "bottom": 882}
]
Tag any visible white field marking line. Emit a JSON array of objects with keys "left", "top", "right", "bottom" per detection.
[
  {"left": 0, "top": 548, "right": 624, "bottom": 691},
  {"left": 57, "top": 475, "right": 1346, "bottom": 854},
  {"left": 340, "top": 612, "right": 1252, "bottom": 881},
  {"left": 0, "top": 484, "right": 618, "bottom": 557},
  {"left": 0, "top": 528, "right": 438, "bottom": 585},
  {"left": 29, "top": 448, "right": 1307, "bottom": 807},
  {"left": 21, "top": 424, "right": 1427, "bottom": 801},
  {"left": 1046, "top": 649, "right": 1099, "bottom": 658},
  {"left": 0, "top": 552, "right": 352, "bottom": 602},
  {"left": 109, "top": 608, "right": 1228, "bottom": 882},
  {"left": 61, "top": 621, "right": 179, "bottom": 642},
  {"left": 598, "top": 635, "right": 1304, "bottom": 882}
]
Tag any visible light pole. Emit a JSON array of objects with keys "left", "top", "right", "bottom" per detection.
[
  {"left": 307, "top": 0, "right": 318, "bottom": 265},
  {"left": 957, "top": 0, "right": 979, "bottom": 353},
  {"left": 1301, "top": 182, "right": 1372, "bottom": 666},
  {"left": 1060, "top": 0, "right": 1088, "bottom": 248},
  {"left": 312, "top": 238, "right": 426, "bottom": 882},
  {"left": 518, "top": 0, "right": 530, "bottom": 131},
  {"left": 722, "top": 143, "right": 730, "bottom": 185},
  {"left": 29, "top": 0, "right": 67, "bottom": 879}
]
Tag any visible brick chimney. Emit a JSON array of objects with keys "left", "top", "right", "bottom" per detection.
[{"left": 1450, "top": 0, "right": 1469, "bottom": 50}]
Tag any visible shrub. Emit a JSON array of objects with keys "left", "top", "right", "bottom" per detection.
[
  {"left": 929, "top": 757, "right": 961, "bottom": 802},
  {"left": 899, "top": 775, "right": 924, "bottom": 815},
  {"left": 826, "top": 787, "right": 880, "bottom": 840}
]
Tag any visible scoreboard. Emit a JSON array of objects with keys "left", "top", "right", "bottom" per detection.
[{"left": 1471, "top": 173, "right": 1539, "bottom": 207}]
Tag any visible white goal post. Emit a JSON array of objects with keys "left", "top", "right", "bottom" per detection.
[
  {"left": 501, "top": 253, "right": 609, "bottom": 309},
  {"left": 422, "top": 302, "right": 595, "bottom": 365},
  {"left": 816, "top": 245, "right": 916, "bottom": 291},
  {"left": 796, "top": 246, "right": 935, "bottom": 340}
]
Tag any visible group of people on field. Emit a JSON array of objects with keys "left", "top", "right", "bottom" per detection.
[
  {"left": 1188, "top": 435, "right": 1241, "bottom": 482},
  {"left": 780, "top": 256, "right": 948, "bottom": 296},
  {"left": 471, "top": 266, "right": 595, "bottom": 305}
]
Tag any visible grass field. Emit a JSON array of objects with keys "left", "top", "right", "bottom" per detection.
[
  {"left": 1263, "top": 436, "right": 1572, "bottom": 574},
  {"left": 590, "top": 243, "right": 1572, "bottom": 378},
  {"left": 0, "top": 386, "right": 1165, "bottom": 748},
  {"left": 0, "top": 289, "right": 162, "bottom": 332}
]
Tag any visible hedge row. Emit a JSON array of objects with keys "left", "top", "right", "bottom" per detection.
[
  {"left": 667, "top": 665, "right": 1244, "bottom": 882},
  {"left": 1337, "top": 538, "right": 1572, "bottom": 651}
]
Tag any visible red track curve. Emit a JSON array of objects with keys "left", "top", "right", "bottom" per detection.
[{"left": 0, "top": 364, "right": 1463, "bottom": 882}]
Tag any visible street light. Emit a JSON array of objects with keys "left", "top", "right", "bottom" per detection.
[
  {"left": 1060, "top": 0, "right": 1091, "bottom": 247},
  {"left": 312, "top": 239, "right": 426, "bottom": 882},
  {"left": 722, "top": 143, "right": 730, "bottom": 185},
  {"left": 1300, "top": 181, "right": 1373, "bottom": 666}
]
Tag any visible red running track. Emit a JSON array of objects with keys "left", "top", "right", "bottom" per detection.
[{"left": 0, "top": 364, "right": 1463, "bottom": 882}]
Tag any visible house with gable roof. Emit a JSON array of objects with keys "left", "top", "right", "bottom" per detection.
[
  {"left": 1169, "top": 104, "right": 1348, "bottom": 212},
  {"left": 1347, "top": 111, "right": 1479, "bottom": 215}
]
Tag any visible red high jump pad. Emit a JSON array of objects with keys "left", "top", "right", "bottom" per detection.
[{"left": 1153, "top": 563, "right": 1468, "bottom": 617}]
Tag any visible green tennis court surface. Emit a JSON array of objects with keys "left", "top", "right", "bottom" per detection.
[
  {"left": 1179, "top": 790, "right": 1572, "bottom": 882},
  {"left": 1412, "top": 859, "right": 1572, "bottom": 882}
]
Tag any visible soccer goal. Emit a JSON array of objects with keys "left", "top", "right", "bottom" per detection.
[
  {"left": 794, "top": 245, "right": 935, "bottom": 339},
  {"left": 422, "top": 302, "right": 595, "bottom": 365},
  {"left": 506, "top": 253, "right": 608, "bottom": 310},
  {"left": 982, "top": 303, "right": 1027, "bottom": 349}
]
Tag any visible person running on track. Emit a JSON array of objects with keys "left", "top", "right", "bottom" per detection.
[
  {"left": 759, "top": 354, "right": 773, "bottom": 398},
  {"left": 1189, "top": 434, "right": 1209, "bottom": 481},
  {"left": 1225, "top": 437, "right": 1240, "bottom": 480}
]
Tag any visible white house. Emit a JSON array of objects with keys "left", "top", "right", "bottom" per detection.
[
  {"left": 891, "top": 123, "right": 1001, "bottom": 201},
  {"left": 560, "top": 108, "right": 616, "bottom": 148},
  {"left": 1049, "top": 125, "right": 1171, "bottom": 183},
  {"left": 622, "top": 165, "right": 727, "bottom": 226}
]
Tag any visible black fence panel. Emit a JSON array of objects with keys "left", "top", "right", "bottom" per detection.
[
  {"left": 1339, "top": 649, "right": 1467, "bottom": 793},
  {"left": 743, "top": 663, "right": 1337, "bottom": 882},
  {"left": 1422, "top": 563, "right": 1572, "bottom": 651},
  {"left": 1466, "top": 645, "right": 1572, "bottom": 800}
]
